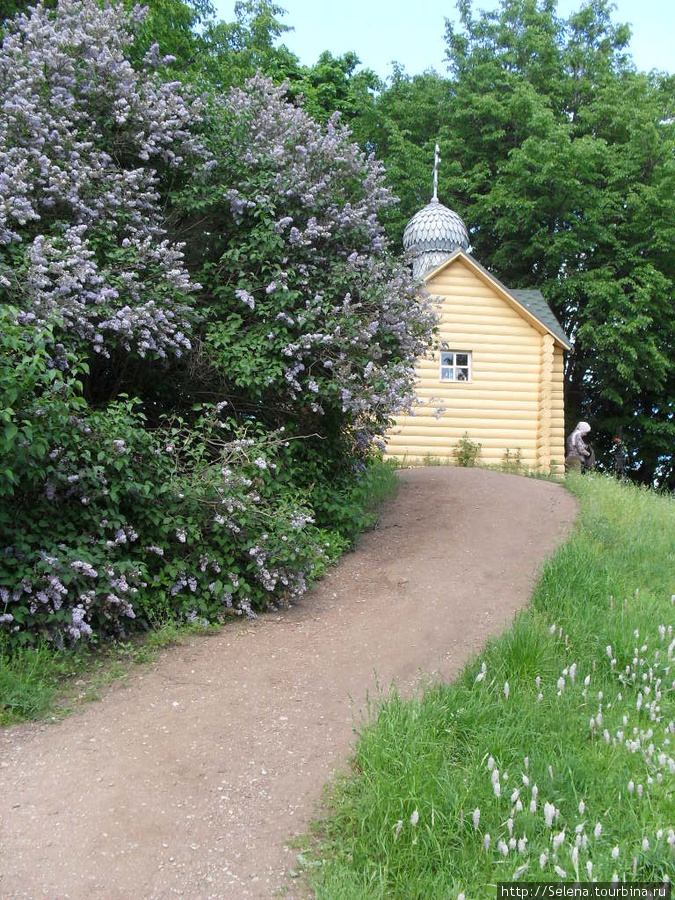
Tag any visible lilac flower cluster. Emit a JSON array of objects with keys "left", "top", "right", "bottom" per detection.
[
  {"left": 0, "top": 0, "right": 208, "bottom": 358},
  {"left": 1, "top": 542, "right": 141, "bottom": 644}
]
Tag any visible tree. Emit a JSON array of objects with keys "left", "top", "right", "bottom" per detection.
[
  {"left": 197, "top": 0, "right": 303, "bottom": 90},
  {"left": 396, "top": 0, "right": 675, "bottom": 485},
  {"left": 361, "top": 67, "right": 454, "bottom": 244}
]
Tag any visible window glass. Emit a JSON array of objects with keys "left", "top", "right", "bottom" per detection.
[{"left": 439, "top": 350, "right": 471, "bottom": 383}]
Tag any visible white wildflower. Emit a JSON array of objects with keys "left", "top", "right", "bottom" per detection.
[
  {"left": 410, "top": 809, "right": 419, "bottom": 827},
  {"left": 472, "top": 808, "right": 480, "bottom": 830},
  {"left": 513, "top": 863, "right": 528, "bottom": 880}
]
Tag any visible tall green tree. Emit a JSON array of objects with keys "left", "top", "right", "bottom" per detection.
[{"left": 380, "top": 0, "right": 675, "bottom": 485}]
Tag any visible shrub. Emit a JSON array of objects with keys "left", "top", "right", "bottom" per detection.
[
  {"left": 0, "top": 382, "right": 350, "bottom": 647},
  {"left": 0, "top": 2, "right": 429, "bottom": 653},
  {"left": 501, "top": 447, "right": 524, "bottom": 474},
  {"left": 453, "top": 432, "right": 482, "bottom": 467}
]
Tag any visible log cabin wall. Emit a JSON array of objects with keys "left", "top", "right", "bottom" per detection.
[{"left": 386, "top": 255, "right": 566, "bottom": 474}]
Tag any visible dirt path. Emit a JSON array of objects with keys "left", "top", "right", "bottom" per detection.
[{"left": 0, "top": 468, "right": 577, "bottom": 900}]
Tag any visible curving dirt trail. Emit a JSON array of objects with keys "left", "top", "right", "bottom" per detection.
[{"left": 0, "top": 468, "right": 577, "bottom": 900}]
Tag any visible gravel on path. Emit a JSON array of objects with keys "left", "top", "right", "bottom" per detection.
[{"left": 0, "top": 467, "right": 577, "bottom": 900}]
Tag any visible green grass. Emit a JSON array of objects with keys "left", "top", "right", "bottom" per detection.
[
  {"left": 0, "top": 620, "right": 209, "bottom": 726},
  {"left": 302, "top": 474, "right": 675, "bottom": 898}
]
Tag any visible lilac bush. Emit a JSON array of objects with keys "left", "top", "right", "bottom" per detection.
[
  {"left": 0, "top": 364, "right": 345, "bottom": 645},
  {"left": 189, "top": 74, "right": 437, "bottom": 449},
  {"left": 0, "top": 3, "right": 435, "bottom": 649},
  {"left": 0, "top": 0, "right": 207, "bottom": 359}
]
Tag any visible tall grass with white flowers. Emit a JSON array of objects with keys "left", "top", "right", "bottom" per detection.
[{"left": 306, "top": 473, "right": 675, "bottom": 899}]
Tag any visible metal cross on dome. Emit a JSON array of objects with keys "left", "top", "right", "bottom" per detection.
[{"left": 432, "top": 143, "right": 440, "bottom": 202}]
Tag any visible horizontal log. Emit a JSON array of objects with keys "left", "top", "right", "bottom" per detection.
[
  {"left": 435, "top": 320, "right": 539, "bottom": 339},
  {"left": 415, "top": 379, "right": 542, "bottom": 392},
  {"left": 433, "top": 333, "right": 541, "bottom": 349},
  {"left": 387, "top": 434, "right": 538, "bottom": 447},
  {"left": 438, "top": 311, "right": 538, "bottom": 328},
  {"left": 396, "top": 406, "right": 540, "bottom": 420},
  {"left": 414, "top": 383, "right": 540, "bottom": 396},
  {"left": 386, "top": 444, "right": 537, "bottom": 457}
]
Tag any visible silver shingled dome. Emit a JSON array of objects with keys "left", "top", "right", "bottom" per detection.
[{"left": 403, "top": 199, "right": 470, "bottom": 279}]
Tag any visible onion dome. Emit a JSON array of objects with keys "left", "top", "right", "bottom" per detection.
[{"left": 403, "top": 198, "right": 470, "bottom": 279}]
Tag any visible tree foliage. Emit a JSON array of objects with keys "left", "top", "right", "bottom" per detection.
[{"left": 362, "top": 0, "right": 675, "bottom": 485}]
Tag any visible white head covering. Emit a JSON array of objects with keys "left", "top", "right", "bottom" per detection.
[{"left": 576, "top": 421, "right": 591, "bottom": 435}]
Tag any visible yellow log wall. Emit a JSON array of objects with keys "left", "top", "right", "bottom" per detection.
[{"left": 386, "top": 257, "right": 566, "bottom": 474}]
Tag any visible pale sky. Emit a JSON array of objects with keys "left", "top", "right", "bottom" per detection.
[{"left": 212, "top": 0, "right": 674, "bottom": 78}]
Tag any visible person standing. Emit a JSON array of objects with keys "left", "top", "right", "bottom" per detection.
[
  {"left": 611, "top": 436, "right": 628, "bottom": 476},
  {"left": 565, "top": 421, "right": 592, "bottom": 472}
]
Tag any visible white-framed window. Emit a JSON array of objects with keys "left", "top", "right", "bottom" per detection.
[{"left": 440, "top": 350, "right": 472, "bottom": 382}]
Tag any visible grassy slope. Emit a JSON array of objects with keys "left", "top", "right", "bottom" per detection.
[{"left": 307, "top": 474, "right": 675, "bottom": 898}]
